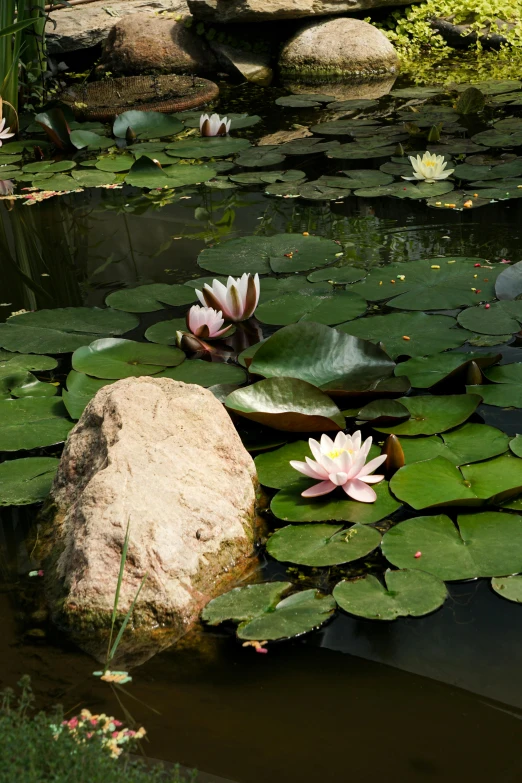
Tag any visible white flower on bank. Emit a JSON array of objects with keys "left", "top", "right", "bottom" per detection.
[
  {"left": 200, "top": 113, "right": 231, "bottom": 137},
  {"left": 186, "top": 305, "right": 233, "bottom": 339},
  {"left": 290, "top": 431, "right": 387, "bottom": 503},
  {"left": 196, "top": 274, "right": 260, "bottom": 322},
  {"left": 0, "top": 179, "right": 14, "bottom": 196},
  {"left": 0, "top": 118, "right": 14, "bottom": 147},
  {"left": 403, "top": 151, "right": 454, "bottom": 183}
]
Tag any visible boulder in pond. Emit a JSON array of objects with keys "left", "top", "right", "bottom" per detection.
[
  {"left": 99, "top": 14, "right": 217, "bottom": 75},
  {"left": 279, "top": 17, "right": 400, "bottom": 80},
  {"left": 42, "top": 377, "right": 259, "bottom": 641},
  {"left": 187, "top": 0, "right": 420, "bottom": 23}
]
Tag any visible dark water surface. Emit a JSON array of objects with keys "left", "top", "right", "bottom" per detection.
[{"left": 1, "top": 82, "right": 522, "bottom": 782}]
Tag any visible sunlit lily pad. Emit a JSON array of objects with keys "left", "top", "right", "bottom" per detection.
[
  {"left": 95, "top": 155, "right": 134, "bottom": 173},
  {"left": 0, "top": 456, "right": 60, "bottom": 505},
  {"left": 225, "top": 377, "right": 345, "bottom": 432},
  {"left": 495, "top": 260, "right": 522, "bottom": 300},
  {"left": 166, "top": 138, "right": 250, "bottom": 158},
  {"left": 106, "top": 283, "right": 196, "bottom": 313},
  {"left": 457, "top": 301, "right": 522, "bottom": 334},
  {"left": 467, "top": 383, "right": 522, "bottom": 407},
  {"left": 0, "top": 397, "right": 73, "bottom": 451},
  {"left": 375, "top": 394, "right": 481, "bottom": 436},
  {"left": 0, "top": 369, "right": 57, "bottom": 399},
  {"left": 238, "top": 589, "right": 336, "bottom": 641},
  {"left": 258, "top": 276, "right": 329, "bottom": 303},
  {"left": 267, "top": 523, "right": 381, "bottom": 566},
  {"left": 510, "top": 435, "right": 522, "bottom": 458},
  {"left": 113, "top": 111, "right": 183, "bottom": 139},
  {"left": 333, "top": 569, "right": 447, "bottom": 620},
  {"left": 307, "top": 266, "right": 365, "bottom": 284},
  {"left": 158, "top": 359, "right": 246, "bottom": 387},
  {"left": 382, "top": 512, "right": 522, "bottom": 580},
  {"left": 399, "top": 422, "right": 510, "bottom": 466},
  {"left": 356, "top": 399, "right": 410, "bottom": 426},
  {"left": 0, "top": 351, "right": 57, "bottom": 372},
  {"left": 202, "top": 582, "right": 292, "bottom": 624},
  {"left": 72, "top": 338, "right": 185, "bottom": 379},
  {"left": 62, "top": 371, "right": 115, "bottom": 419},
  {"left": 491, "top": 575, "right": 522, "bottom": 603},
  {"left": 71, "top": 169, "right": 117, "bottom": 187},
  {"left": 394, "top": 352, "right": 500, "bottom": 388},
  {"left": 255, "top": 288, "right": 367, "bottom": 326}
]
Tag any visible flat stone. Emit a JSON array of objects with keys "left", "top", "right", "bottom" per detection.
[
  {"left": 209, "top": 41, "right": 273, "bottom": 85},
  {"left": 187, "top": 0, "right": 419, "bottom": 23},
  {"left": 47, "top": 0, "right": 189, "bottom": 53},
  {"left": 43, "top": 377, "right": 258, "bottom": 641}
]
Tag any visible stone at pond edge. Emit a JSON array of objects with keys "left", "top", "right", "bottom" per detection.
[
  {"left": 40, "top": 377, "right": 259, "bottom": 649},
  {"left": 187, "top": 0, "right": 420, "bottom": 22},
  {"left": 99, "top": 14, "right": 217, "bottom": 76},
  {"left": 279, "top": 18, "right": 400, "bottom": 81},
  {"left": 208, "top": 41, "right": 273, "bottom": 87}
]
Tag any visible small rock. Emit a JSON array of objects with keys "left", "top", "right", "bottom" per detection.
[
  {"left": 279, "top": 17, "right": 400, "bottom": 81},
  {"left": 209, "top": 41, "right": 273, "bottom": 86},
  {"left": 100, "top": 14, "right": 217, "bottom": 75}
]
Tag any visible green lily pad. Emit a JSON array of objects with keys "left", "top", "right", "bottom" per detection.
[
  {"left": 258, "top": 277, "right": 329, "bottom": 303},
  {"left": 333, "top": 569, "right": 447, "bottom": 620},
  {"left": 6, "top": 307, "right": 138, "bottom": 335},
  {"left": 471, "top": 129, "right": 522, "bottom": 148},
  {"left": 224, "top": 377, "right": 345, "bottom": 432},
  {"left": 275, "top": 94, "right": 335, "bottom": 107},
  {"left": 144, "top": 318, "right": 188, "bottom": 344},
  {"left": 158, "top": 359, "right": 246, "bottom": 387},
  {"left": 382, "top": 512, "right": 522, "bottom": 580},
  {"left": 484, "top": 363, "right": 522, "bottom": 384},
  {"left": 229, "top": 170, "right": 305, "bottom": 185},
  {"left": 166, "top": 137, "right": 250, "bottom": 158},
  {"left": 71, "top": 169, "right": 117, "bottom": 187},
  {"left": 249, "top": 322, "right": 395, "bottom": 395},
  {"left": 318, "top": 171, "right": 394, "bottom": 189},
  {"left": 457, "top": 300, "right": 522, "bottom": 334},
  {"left": 0, "top": 369, "right": 57, "bottom": 399},
  {"left": 0, "top": 397, "right": 73, "bottom": 451},
  {"left": 394, "top": 352, "right": 500, "bottom": 388},
  {"left": 23, "top": 161, "right": 76, "bottom": 174},
  {"left": 390, "top": 454, "right": 522, "bottom": 509},
  {"left": 198, "top": 234, "right": 341, "bottom": 275},
  {"left": 356, "top": 399, "right": 410, "bottom": 426},
  {"left": 510, "top": 435, "right": 522, "bottom": 457},
  {"left": 0, "top": 351, "right": 57, "bottom": 372},
  {"left": 62, "top": 371, "right": 115, "bottom": 420},
  {"left": 72, "top": 338, "right": 185, "bottom": 379},
  {"left": 399, "top": 422, "right": 510, "bottom": 466},
  {"left": 307, "top": 266, "right": 365, "bottom": 284},
  {"left": 354, "top": 181, "right": 454, "bottom": 201},
  {"left": 238, "top": 589, "right": 336, "bottom": 641},
  {"left": 32, "top": 174, "right": 76, "bottom": 192},
  {"left": 495, "top": 260, "right": 522, "bottom": 300},
  {"left": 468, "top": 333, "right": 513, "bottom": 346},
  {"left": 0, "top": 456, "right": 60, "bottom": 505},
  {"left": 327, "top": 142, "right": 397, "bottom": 160},
  {"left": 95, "top": 155, "right": 135, "bottom": 173},
  {"left": 426, "top": 191, "right": 492, "bottom": 211},
  {"left": 339, "top": 312, "right": 470, "bottom": 360},
  {"left": 265, "top": 181, "right": 349, "bottom": 201},
  {"left": 113, "top": 111, "right": 183, "bottom": 139},
  {"left": 375, "top": 394, "right": 481, "bottom": 436},
  {"left": 126, "top": 158, "right": 217, "bottom": 189},
  {"left": 0, "top": 324, "right": 103, "bottom": 355},
  {"left": 453, "top": 159, "right": 522, "bottom": 181},
  {"left": 491, "top": 575, "right": 522, "bottom": 603},
  {"left": 255, "top": 288, "right": 367, "bottom": 326},
  {"left": 271, "top": 480, "right": 400, "bottom": 525},
  {"left": 70, "top": 130, "right": 114, "bottom": 150},
  {"left": 234, "top": 146, "right": 286, "bottom": 167},
  {"left": 267, "top": 523, "right": 381, "bottom": 566},
  {"left": 105, "top": 284, "right": 196, "bottom": 313},
  {"left": 202, "top": 582, "right": 292, "bottom": 624},
  {"left": 466, "top": 383, "right": 522, "bottom": 407},
  {"left": 311, "top": 118, "right": 380, "bottom": 135}
]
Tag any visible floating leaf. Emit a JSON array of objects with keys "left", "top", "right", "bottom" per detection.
[
  {"left": 510, "top": 435, "right": 522, "bottom": 458},
  {"left": 382, "top": 512, "right": 522, "bottom": 580},
  {"left": 399, "top": 422, "right": 509, "bottom": 466},
  {"left": 258, "top": 276, "right": 328, "bottom": 303},
  {"left": 319, "top": 170, "right": 394, "bottom": 189},
  {"left": 113, "top": 111, "right": 183, "bottom": 139},
  {"left": 238, "top": 589, "right": 336, "bottom": 641},
  {"left": 311, "top": 118, "right": 380, "bottom": 135},
  {"left": 234, "top": 146, "right": 286, "bottom": 167},
  {"left": 95, "top": 155, "right": 134, "bottom": 173},
  {"left": 158, "top": 359, "right": 246, "bottom": 387},
  {"left": 0, "top": 351, "right": 57, "bottom": 372},
  {"left": 225, "top": 377, "right": 345, "bottom": 432},
  {"left": 71, "top": 169, "right": 116, "bottom": 187},
  {"left": 495, "top": 260, "right": 522, "bottom": 300},
  {"left": 457, "top": 300, "right": 522, "bottom": 334},
  {"left": 354, "top": 181, "right": 454, "bottom": 201},
  {"left": 202, "top": 582, "right": 292, "bottom": 624},
  {"left": 255, "top": 288, "right": 367, "bottom": 326},
  {"left": 327, "top": 142, "right": 397, "bottom": 160},
  {"left": 62, "top": 371, "right": 115, "bottom": 420},
  {"left": 177, "top": 112, "right": 261, "bottom": 130},
  {"left": 375, "top": 394, "right": 481, "bottom": 436},
  {"left": 72, "top": 338, "right": 185, "bottom": 379},
  {"left": 333, "top": 570, "right": 447, "bottom": 620},
  {"left": 275, "top": 94, "right": 335, "bottom": 107},
  {"left": 106, "top": 284, "right": 196, "bottom": 313},
  {"left": 491, "top": 575, "right": 522, "bottom": 603},
  {"left": 265, "top": 181, "right": 349, "bottom": 200},
  {"left": 166, "top": 137, "right": 250, "bottom": 158},
  {"left": 0, "top": 457, "right": 60, "bottom": 505},
  {"left": 144, "top": 318, "right": 189, "bottom": 344},
  {"left": 467, "top": 383, "right": 522, "bottom": 407},
  {"left": 307, "top": 266, "right": 365, "bottom": 284},
  {"left": 394, "top": 352, "right": 500, "bottom": 388},
  {"left": 267, "top": 523, "right": 381, "bottom": 566},
  {"left": 0, "top": 369, "right": 57, "bottom": 399},
  {"left": 0, "top": 397, "right": 73, "bottom": 451},
  {"left": 356, "top": 399, "right": 410, "bottom": 426},
  {"left": 229, "top": 170, "right": 305, "bottom": 185}
]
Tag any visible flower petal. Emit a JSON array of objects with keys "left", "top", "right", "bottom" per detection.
[
  {"left": 356, "top": 454, "right": 387, "bottom": 478},
  {"left": 302, "top": 480, "right": 337, "bottom": 498},
  {"left": 290, "top": 459, "right": 324, "bottom": 480},
  {"left": 343, "top": 479, "right": 377, "bottom": 503}
]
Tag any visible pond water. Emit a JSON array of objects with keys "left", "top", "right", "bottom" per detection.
[{"left": 2, "top": 79, "right": 522, "bottom": 782}]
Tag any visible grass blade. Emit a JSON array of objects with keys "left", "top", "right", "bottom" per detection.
[
  {"left": 107, "top": 573, "right": 148, "bottom": 664},
  {"left": 106, "top": 519, "right": 131, "bottom": 662}
]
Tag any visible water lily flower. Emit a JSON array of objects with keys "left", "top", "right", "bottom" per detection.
[
  {"left": 0, "top": 118, "right": 14, "bottom": 147},
  {"left": 186, "top": 305, "right": 233, "bottom": 339},
  {"left": 196, "top": 274, "right": 260, "bottom": 322},
  {"left": 200, "top": 113, "right": 231, "bottom": 137},
  {"left": 290, "top": 431, "right": 387, "bottom": 503},
  {"left": 403, "top": 151, "right": 454, "bottom": 183},
  {"left": 0, "top": 179, "right": 14, "bottom": 196}
]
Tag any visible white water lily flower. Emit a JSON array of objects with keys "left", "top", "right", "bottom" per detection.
[
  {"left": 0, "top": 118, "right": 14, "bottom": 147},
  {"left": 186, "top": 305, "right": 233, "bottom": 339},
  {"left": 403, "top": 151, "right": 454, "bottom": 183},
  {"left": 290, "top": 431, "right": 386, "bottom": 503},
  {"left": 200, "top": 113, "right": 231, "bottom": 137},
  {"left": 196, "top": 273, "right": 260, "bottom": 322},
  {"left": 0, "top": 179, "right": 14, "bottom": 196}
]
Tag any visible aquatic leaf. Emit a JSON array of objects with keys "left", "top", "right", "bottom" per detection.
[
  {"left": 71, "top": 169, "right": 117, "bottom": 187},
  {"left": 326, "top": 98, "right": 378, "bottom": 111},
  {"left": 229, "top": 170, "right": 305, "bottom": 185},
  {"left": 72, "top": 338, "right": 185, "bottom": 379},
  {"left": 457, "top": 300, "right": 522, "bottom": 335},
  {"left": 327, "top": 142, "right": 397, "bottom": 160},
  {"left": 271, "top": 480, "right": 400, "bottom": 525},
  {"left": 0, "top": 324, "right": 104, "bottom": 354},
  {"left": 258, "top": 276, "right": 329, "bottom": 303},
  {"left": 144, "top": 318, "right": 189, "bottom": 344},
  {"left": 491, "top": 575, "right": 522, "bottom": 603},
  {"left": 177, "top": 112, "right": 261, "bottom": 129},
  {"left": 382, "top": 512, "right": 522, "bottom": 580},
  {"left": 453, "top": 159, "right": 522, "bottom": 181},
  {"left": 279, "top": 138, "right": 341, "bottom": 156},
  {"left": 468, "top": 333, "right": 512, "bottom": 346},
  {"left": 356, "top": 399, "right": 410, "bottom": 425},
  {"left": 202, "top": 581, "right": 292, "bottom": 624},
  {"left": 158, "top": 359, "right": 246, "bottom": 387},
  {"left": 394, "top": 352, "right": 500, "bottom": 388},
  {"left": 339, "top": 312, "right": 470, "bottom": 359},
  {"left": 484, "top": 363, "right": 522, "bottom": 384},
  {"left": 467, "top": 383, "right": 522, "bottom": 407},
  {"left": 399, "top": 422, "right": 509, "bottom": 466},
  {"left": 255, "top": 288, "right": 367, "bottom": 326},
  {"left": 267, "top": 523, "right": 381, "bottom": 567},
  {"left": 354, "top": 181, "right": 454, "bottom": 200},
  {"left": 265, "top": 181, "right": 349, "bottom": 200},
  {"left": 0, "top": 397, "right": 73, "bottom": 451},
  {"left": 238, "top": 589, "right": 336, "bottom": 641},
  {"left": 510, "top": 435, "right": 522, "bottom": 458},
  {"left": 0, "top": 369, "right": 57, "bottom": 399},
  {"left": 375, "top": 394, "right": 481, "bottom": 436},
  {"left": 62, "top": 371, "right": 115, "bottom": 419},
  {"left": 0, "top": 351, "right": 57, "bottom": 372},
  {"left": 166, "top": 137, "right": 250, "bottom": 158},
  {"left": 113, "top": 111, "right": 183, "bottom": 139},
  {"left": 70, "top": 130, "right": 113, "bottom": 150},
  {"left": 198, "top": 234, "right": 341, "bottom": 275},
  {"left": 320, "top": 170, "right": 394, "bottom": 189},
  {"left": 7, "top": 307, "right": 138, "bottom": 335},
  {"left": 334, "top": 569, "right": 447, "bottom": 620},
  {"left": 224, "top": 377, "right": 345, "bottom": 432},
  {"left": 34, "top": 109, "right": 71, "bottom": 149},
  {"left": 495, "top": 260, "right": 522, "bottom": 300},
  {"left": 106, "top": 283, "right": 196, "bottom": 313},
  {"left": 471, "top": 129, "right": 522, "bottom": 148},
  {"left": 234, "top": 146, "right": 286, "bottom": 167},
  {"left": 310, "top": 118, "right": 380, "bottom": 135},
  {"left": 307, "top": 266, "right": 365, "bottom": 284},
  {"left": 249, "top": 322, "right": 395, "bottom": 394},
  {"left": 0, "top": 457, "right": 60, "bottom": 506},
  {"left": 32, "top": 174, "right": 76, "bottom": 191},
  {"left": 275, "top": 94, "right": 335, "bottom": 107},
  {"left": 95, "top": 155, "right": 135, "bottom": 172},
  {"left": 23, "top": 161, "right": 76, "bottom": 174}
]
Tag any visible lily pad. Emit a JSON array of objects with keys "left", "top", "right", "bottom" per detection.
[
  {"left": 319, "top": 170, "right": 394, "bottom": 189},
  {"left": 202, "top": 581, "right": 292, "bottom": 624},
  {"left": 0, "top": 369, "right": 57, "bottom": 399},
  {"left": 70, "top": 130, "right": 114, "bottom": 150},
  {"left": 62, "top": 371, "right": 115, "bottom": 420},
  {"left": 0, "top": 397, "right": 73, "bottom": 451},
  {"left": 158, "top": 359, "right": 246, "bottom": 387},
  {"left": 375, "top": 394, "right": 481, "bottom": 436},
  {"left": 0, "top": 351, "right": 57, "bottom": 372},
  {"left": 265, "top": 181, "right": 349, "bottom": 201},
  {"left": 399, "top": 422, "right": 510, "bottom": 466},
  {"left": 495, "top": 260, "right": 522, "bottom": 300},
  {"left": 307, "top": 267, "right": 365, "bottom": 284},
  {"left": 177, "top": 112, "right": 261, "bottom": 130},
  {"left": 491, "top": 575, "right": 522, "bottom": 603},
  {"left": 144, "top": 318, "right": 189, "bottom": 344},
  {"left": 0, "top": 457, "right": 60, "bottom": 505},
  {"left": 106, "top": 284, "right": 196, "bottom": 313},
  {"left": 229, "top": 170, "right": 305, "bottom": 185},
  {"left": 234, "top": 146, "right": 286, "bottom": 167},
  {"left": 71, "top": 169, "right": 117, "bottom": 187},
  {"left": 354, "top": 181, "right": 454, "bottom": 201},
  {"left": 126, "top": 158, "right": 217, "bottom": 189},
  {"left": 271, "top": 480, "right": 400, "bottom": 525},
  {"left": 224, "top": 377, "right": 345, "bottom": 432},
  {"left": 356, "top": 399, "right": 410, "bottom": 426},
  {"left": 255, "top": 288, "right": 367, "bottom": 326},
  {"left": 198, "top": 234, "right": 341, "bottom": 275},
  {"left": 267, "top": 523, "right": 381, "bottom": 566},
  {"left": 382, "top": 512, "right": 522, "bottom": 580},
  {"left": 457, "top": 300, "right": 522, "bottom": 335},
  {"left": 6, "top": 307, "right": 138, "bottom": 335},
  {"left": 467, "top": 383, "right": 522, "bottom": 408},
  {"left": 510, "top": 435, "right": 522, "bottom": 457},
  {"left": 333, "top": 569, "right": 447, "bottom": 620},
  {"left": 95, "top": 155, "right": 135, "bottom": 173},
  {"left": 237, "top": 589, "right": 336, "bottom": 641},
  {"left": 327, "top": 142, "right": 397, "bottom": 160},
  {"left": 72, "top": 338, "right": 185, "bottom": 379},
  {"left": 166, "top": 138, "right": 250, "bottom": 158},
  {"left": 113, "top": 111, "right": 183, "bottom": 139},
  {"left": 275, "top": 94, "right": 335, "bottom": 107},
  {"left": 394, "top": 352, "right": 500, "bottom": 388}
]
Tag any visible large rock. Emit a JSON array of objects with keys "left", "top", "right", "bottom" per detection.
[
  {"left": 43, "top": 377, "right": 258, "bottom": 641},
  {"left": 279, "top": 17, "right": 399, "bottom": 80},
  {"left": 209, "top": 41, "right": 273, "bottom": 85},
  {"left": 47, "top": 0, "right": 189, "bottom": 54},
  {"left": 100, "top": 14, "right": 217, "bottom": 75},
  {"left": 187, "top": 0, "right": 419, "bottom": 22}
]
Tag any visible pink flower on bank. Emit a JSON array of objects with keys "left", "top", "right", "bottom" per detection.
[
  {"left": 290, "top": 431, "right": 387, "bottom": 503},
  {"left": 196, "top": 274, "right": 260, "bottom": 322},
  {"left": 186, "top": 305, "right": 233, "bottom": 339},
  {"left": 0, "top": 119, "right": 15, "bottom": 147}
]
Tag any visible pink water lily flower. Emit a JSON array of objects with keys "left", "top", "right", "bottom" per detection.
[
  {"left": 186, "top": 305, "right": 233, "bottom": 339},
  {"left": 0, "top": 119, "right": 14, "bottom": 147},
  {"left": 290, "top": 431, "right": 387, "bottom": 503},
  {"left": 200, "top": 113, "right": 231, "bottom": 137},
  {"left": 196, "top": 274, "right": 260, "bottom": 322}
]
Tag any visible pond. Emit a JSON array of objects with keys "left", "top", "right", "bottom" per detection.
[{"left": 2, "top": 78, "right": 522, "bottom": 782}]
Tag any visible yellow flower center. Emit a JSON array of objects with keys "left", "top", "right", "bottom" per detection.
[
  {"left": 424, "top": 161, "right": 435, "bottom": 167},
  {"left": 326, "top": 447, "right": 353, "bottom": 459}
]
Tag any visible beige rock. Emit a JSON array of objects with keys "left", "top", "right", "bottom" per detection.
[
  {"left": 47, "top": 0, "right": 189, "bottom": 53},
  {"left": 209, "top": 41, "right": 274, "bottom": 86},
  {"left": 283, "top": 75, "right": 397, "bottom": 101},
  {"left": 187, "top": 0, "right": 419, "bottom": 22},
  {"left": 100, "top": 14, "right": 217, "bottom": 75},
  {"left": 44, "top": 377, "right": 258, "bottom": 640},
  {"left": 280, "top": 17, "right": 400, "bottom": 80}
]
